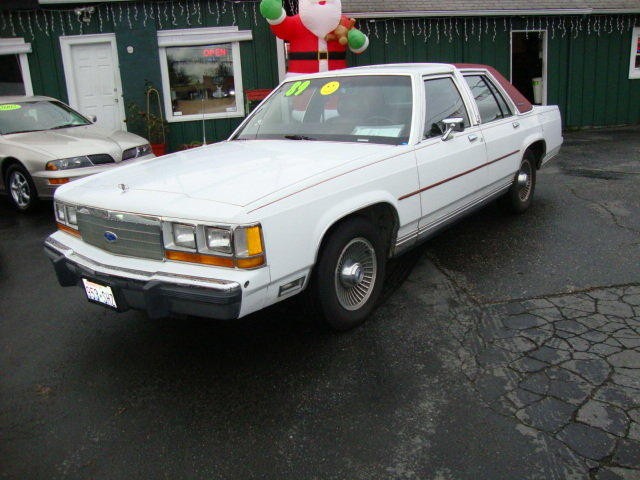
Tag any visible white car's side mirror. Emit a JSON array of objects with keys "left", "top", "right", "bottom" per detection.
[{"left": 441, "top": 117, "right": 464, "bottom": 141}]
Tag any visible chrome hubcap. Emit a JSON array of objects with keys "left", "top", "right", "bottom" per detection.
[
  {"left": 340, "top": 262, "right": 365, "bottom": 288},
  {"left": 517, "top": 172, "right": 529, "bottom": 187},
  {"left": 517, "top": 162, "right": 532, "bottom": 202},
  {"left": 334, "top": 238, "right": 377, "bottom": 311},
  {"left": 9, "top": 171, "right": 31, "bottom": 208}
]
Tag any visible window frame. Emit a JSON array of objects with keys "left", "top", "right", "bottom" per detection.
[
  {"left": 0, "top": 38, "right": 33, "bottom": 96},
  {"left": 422, "top": 74, "right": 471, "bottom": 140},
  {"left": 157, "top": 27, "right": 252, "bottom": 123},
  {"left": 463, "top": 74, "right": 514, "bottom": 124},
  {"left": 630, "top": 27, "right": 640, "bottom": 80}
]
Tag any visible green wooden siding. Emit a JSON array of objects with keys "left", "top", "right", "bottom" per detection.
[
  {"left": 1, "top": 7, "right": 639, "bottom": 149},
  {"left": 351, "top": 16, "right": 640, "bottom": 129}
]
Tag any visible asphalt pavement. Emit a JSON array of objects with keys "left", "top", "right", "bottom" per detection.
[{"left": 1, "top": 126, "right": 639, "bottom": 479}]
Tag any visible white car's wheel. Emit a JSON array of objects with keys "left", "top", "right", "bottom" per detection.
[
  {"left": 6, "top": 164, "right": 39, "bottom": 212},
  {"left": 506, "top": 150, "right": 536, "bottom": 213},
  {"left": 311, "top": 217, "right": 386, "bottom": 331}
]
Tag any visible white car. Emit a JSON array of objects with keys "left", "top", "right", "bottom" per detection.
[
  {"left": 45, "top": 64, "right": 563, "bottom": 330},
  {"left": 0, "top": 96, "right": 154, "bottom": 212}
]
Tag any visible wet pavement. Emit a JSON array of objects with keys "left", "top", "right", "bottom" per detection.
[{"left": 1, "top": 126, "right": 639, "bottom": 479}]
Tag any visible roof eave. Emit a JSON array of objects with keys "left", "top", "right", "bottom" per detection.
[{"left": 347, "top": 9, "right": 639, "bottom": 18}]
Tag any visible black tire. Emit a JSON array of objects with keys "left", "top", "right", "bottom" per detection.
[
  {"left": 310, "top": 217, "right": 387, "bottom": 331},
  {"left": 506, "top": 149, "right": 536, "bottom": 213},
  {"left": 5, "top": 163, "right": 39, "bottom": 212}
]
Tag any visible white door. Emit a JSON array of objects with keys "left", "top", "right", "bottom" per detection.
[
  {"left": 414, "top": 76, "right": 488, "bottom": 233},
  {"left": 60, "top": 34, "right": 125, "bottom": 131}
]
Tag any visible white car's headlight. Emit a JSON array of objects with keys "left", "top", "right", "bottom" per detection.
[
  {"left": 163, "top": 222, "right": 265, "bottom": 269},
  {"left": 46, "top": 156, "right": 93, "bottom": 170},
  {"left": 66, "top": 205, "right": 78, "bottom": 225},
  {"left": 172, "top": 223, "right": 196, "bottom": 249},
  {"left": 55, "top": 201, "right": 66, "bottom": 222},
  {"left": 54, "top": 201, "right": 80, "bottom": 235},
  {"left": 205, "top": 226, "right": 232, "bottom": 254}
]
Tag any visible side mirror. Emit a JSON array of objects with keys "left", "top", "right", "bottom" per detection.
[
  {"left": 90, "top": 115, "right": 97, "bottom": 123},
  {"left": 441, "top": 117, "right": 464, "bottom": 141}
]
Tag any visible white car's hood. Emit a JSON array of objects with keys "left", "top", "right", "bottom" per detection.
[
  {"left": 60, "top": 140, "right": 396, "bottom": 209},
  {"left": 2, "top": 124, "right": 145, "bottom": 160}
]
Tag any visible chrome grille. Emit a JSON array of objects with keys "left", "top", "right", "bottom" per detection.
[{"left": 77, "top": 207, "right": 164, "bottom": 260}]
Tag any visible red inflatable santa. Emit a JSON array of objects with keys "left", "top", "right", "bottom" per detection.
[{"left": 260, "top": 0, "right": 369, "bottom": 75}]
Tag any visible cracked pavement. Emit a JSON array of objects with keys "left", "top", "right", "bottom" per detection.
[
  {"left": 1, "top": 126, "right": 639, "bottom": 479},
  {"left": 454, "top": 288, "right": 640, "bottom": 478}
]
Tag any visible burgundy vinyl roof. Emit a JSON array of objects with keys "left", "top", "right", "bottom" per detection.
[{"left": 454, "top": 63, "right": 534, "bottom": 114}]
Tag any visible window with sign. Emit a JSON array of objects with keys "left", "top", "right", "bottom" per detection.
[
  {"left": 630, "top": 27, "right": 640, "bottom": 80},
  {"left": 158, "top": 27, "right": 252, "bottom": 122}
]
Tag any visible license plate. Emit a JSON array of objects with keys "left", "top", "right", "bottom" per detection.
[{"left": 82, "top": 279, "right": 118, "bottom": 309}]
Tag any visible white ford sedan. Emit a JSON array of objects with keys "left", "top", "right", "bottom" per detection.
[
  {"left": 45, "top": 64, "right": 562, "bottom": 330},
  {"left": 0, "top": 96, "right": 154, "bottom": 212}
]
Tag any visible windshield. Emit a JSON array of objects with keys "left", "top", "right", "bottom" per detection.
[
  {"left": 234, "top": 75, "right": 413, "bottom": 146},
  {"left": 0, "top": 100, "right": 90, "bottom": 135}
]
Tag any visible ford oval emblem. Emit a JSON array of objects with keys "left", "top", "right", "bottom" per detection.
[{"left": 104, "top": 231, "right": 118, "bottom": 243}]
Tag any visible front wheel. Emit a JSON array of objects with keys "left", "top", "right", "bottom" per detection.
[
  {"left": 5, "top": 164, "right": 39, "bottom": 212},
  {"left": 310, "top": 217, "right": 387, "bottom": 331},
  {"left": 506, "top": 150, "right": 536, "bottom": 213}
]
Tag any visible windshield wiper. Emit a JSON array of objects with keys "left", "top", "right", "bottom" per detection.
[
  {"left": 51, "top": 123, "right": 83, "bottom": 129},
  {"left": 284, "top": 135, "right": 316, "bottom": 141}
]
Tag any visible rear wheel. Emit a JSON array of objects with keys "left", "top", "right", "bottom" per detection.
[
  {"left": 311, "top": 217, "right": 387, "bottom": 331},
  {"left": 5, "top": 164, "right": 39, "bottom": 212},
  {"left": 506, "top": 149, "right": 536, "bottom": 213}
]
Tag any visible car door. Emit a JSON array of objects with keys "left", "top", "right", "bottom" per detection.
[
  {"left": 463, "top": 73, "right": 528, "bottom": 191},
  {"left": 411, "top": 75, "right": 488, "bottom": 236}
]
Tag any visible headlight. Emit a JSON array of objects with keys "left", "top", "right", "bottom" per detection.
[
  {"left": 205, "top": 226, "right": 232, "bottom": 254},
  {"left": 163, "top": 222, "right": 265, "bottom": 269},
  {"left": 54, "top": 201, "right": 80, "bottom": 236},
  {"left": 122, "top": 144, "right": 153, "bottom": 161},
  {"left": 55, "top": 201, "right": 66, "bottom": 222},
  {"left": 46, "top": 156, "right": 93, "bottom": 170},
  {"left": 172, "top": 223, "right": 196, "bottom": 249},
  {"left": 66, "top": 205, "right": 78, "bottom": 225}
]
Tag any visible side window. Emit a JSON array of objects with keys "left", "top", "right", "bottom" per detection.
[
  {"left": 423, "top": 77, "right": 470, "bottom": 139},
  {"left": 464, "top": 75, "right": 513, "bottom": 123},
  {"left": 484, "top": 76, "right": 513, "bottom": 118}
]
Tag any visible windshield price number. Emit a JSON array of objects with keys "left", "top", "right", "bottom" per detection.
[{"left": 82, "top": 279, "right": 118, "bottom": 309}]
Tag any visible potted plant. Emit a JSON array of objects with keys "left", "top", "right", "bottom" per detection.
[{"left": 125, "top": 87, "right": 168, "bottom": 156}]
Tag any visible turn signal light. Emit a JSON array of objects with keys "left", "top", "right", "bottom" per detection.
[
  {"left": 236, "top": 256, "right": 265, "bottom": 269},
  {"left": 165, "top": 250, "right": 235, "bottom": 268},
  {"left": 48, "top": 178, "right": 70, "bottom": 185},
  {"left": 56, "top": 222, "right": 81, "bottom": 237}
]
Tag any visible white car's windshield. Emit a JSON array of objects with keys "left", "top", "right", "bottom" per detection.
[
  {"left": 234, "top": 75, "right": 413, "bottom": 146},
  {"left": 0, "top": 100, "right": 90, "bottom": 135}
]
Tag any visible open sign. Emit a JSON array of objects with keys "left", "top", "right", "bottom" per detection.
[{"left": 203, "top": 48, "right": 228, "bottom": 57}]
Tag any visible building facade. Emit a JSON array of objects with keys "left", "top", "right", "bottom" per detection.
[{"left": 1, "top": 0, "right": 639, "bottom": 150}]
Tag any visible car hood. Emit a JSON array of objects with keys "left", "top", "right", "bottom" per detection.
[
  {"left": 56, "top": 140, "right": 396, "bottom": 217},
  {"left": 2, "top": 125, "right": 147, "bottom": 160}
]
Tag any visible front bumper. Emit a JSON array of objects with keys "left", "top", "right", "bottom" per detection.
[{"left": 44, "top": 236, "right": 243, "bottom": 320}]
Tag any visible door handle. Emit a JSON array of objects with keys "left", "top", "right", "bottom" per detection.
[
  {"left": 468, "top": 134, "right": 478, "bottom": 142},
  {"left": 512, "top": 121, "right": 520, "bottom": 128}
]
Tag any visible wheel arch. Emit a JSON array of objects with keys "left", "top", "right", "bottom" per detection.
[
  {"left": 525, "top": 139, "right": 546, "bottom": 169},
  {"left": 313, "top": 198, "right": 400, "bottom": 266},
  {"left": 1, "top": 157, "right": 24, "bottom": 189}
]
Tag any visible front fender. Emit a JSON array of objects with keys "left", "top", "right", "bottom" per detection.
[{"left": 311, "top": 190, "right": 400, "bottom": 263}]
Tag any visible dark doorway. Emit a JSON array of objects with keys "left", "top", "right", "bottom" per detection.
[
  {"left": 511, "top": 31, "right": 545, "bottom": 105},
  {"left": 0, "top": 54, "right": 26, "bottom": 96}
]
